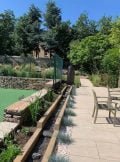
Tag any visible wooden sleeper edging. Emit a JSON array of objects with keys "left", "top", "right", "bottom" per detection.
[
  {"left": 41, "top": 86, "right": 73, "bottom": 162},
  {"left": 14, "top": 86, "right": 67, "bottom": 162},
  {"left": 41, "top": 130, "right": 59, "bottom": 162},
  {"left": 14, "top": 128, "right": 42, "bottom": 162},
  {"left": 37, "top": 86, "right": 67, "bottom": 128}
]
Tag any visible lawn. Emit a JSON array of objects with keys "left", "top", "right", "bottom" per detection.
[{"left": 0, "top": 88, "right": 36, "bottom": 121}]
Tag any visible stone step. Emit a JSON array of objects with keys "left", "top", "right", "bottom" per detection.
[{"left": 0, "top": 122, "right": 18, "bottom": 140}]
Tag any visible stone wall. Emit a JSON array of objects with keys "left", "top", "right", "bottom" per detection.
[
  {"left": 0, "top": 55, "right": 51, "bottom": 67},
  {"left": 0, "top": 76, "right": 46, "bottom": 90}
]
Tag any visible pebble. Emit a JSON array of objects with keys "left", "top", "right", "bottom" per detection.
[
  {"left": 43, "top": 130, "right": 52, "bottom": 137},
  {"left": 32, "top": 153, "right": 41, "bottom": 160}
]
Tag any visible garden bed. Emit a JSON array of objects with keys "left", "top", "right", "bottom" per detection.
[
  {"left": 0, "top": 83, "right": 68, "bottom": 162},
  {"left": 14, "top": 85, "right": 67, "bottom": 162}
]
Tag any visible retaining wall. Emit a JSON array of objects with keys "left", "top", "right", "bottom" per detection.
[{"left": 0, "top": 76, "right": 46, "bottom": 90}]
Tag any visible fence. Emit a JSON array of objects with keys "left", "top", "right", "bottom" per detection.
[{"left": 51, "top": 54, "right": 63, "bottom": 85}]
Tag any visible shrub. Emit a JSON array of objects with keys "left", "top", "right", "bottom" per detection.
[
  {"left": 45, "top": 90, "right": 54, "bottom": 102},
  {"left": 0, "top": 65, "right": 14, "bottom": 76},
  {"left": 90, "top": 73, "right": 118, "bottom": 88},
  {"left": 102, "top": 48, "right": 120, "bottom": 76},
  {"left": 41, "top": 68, "right": 54, "bottom": 79},
  {"left": 90, "top": 74, "right": 101, "bottom": 86},
  {"left": 0, "top": 144, "right": 21, "bottom": 162},
  {"left": 65, "top": 109, "right": 76, "bottom": 116},
  {"left": 20, "top": 70, "right": 27, "bottom": 77},
  {"left": 29, "top": 98, "right": 42, "bottom": 125},
  {"left": 22, "top": 64, "right": 36, "bottom": 72},
  {"left": 21, "top": 127, "right": 31, "bottom": 136},
  {"left": 74, "top": 75, "right": 80, "bottom": 88},
  {"left": 62, "top": 117, "right": 75, "bottom": 127},
  {"left": 0, "top": 136, "right": 21, "bottom": 162},
  {"left": 58, "top": 132, "right": 74, "bottom": 144}
]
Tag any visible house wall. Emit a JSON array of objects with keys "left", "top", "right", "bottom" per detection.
[{"left": 33, "top": 46, "right": 50, "bottom": 59}]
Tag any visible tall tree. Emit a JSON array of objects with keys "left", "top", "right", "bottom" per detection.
[
  {"left": 55, "top": 21, "right": 72, "bottom": 59},
  {"left": 68, "top": 33, "right": 110, "bottom": 73},
  {"left": 73, "top": 12, "right": 97, "bottom": 40},
  {"left": 98, "top": 16, "right": 112, "bottom": 35},
  {"left": 43, "top": 0, "right": 61, "bottom": 54},
  {"left": 0, "top": 10, "right": 15, "bottom": 55},
  {"left": 43, "top": 1, "right": 73, "bottom": 60},
  {"left": 109, "top": 18, "right": 120, "bottom": 47},
  {"left": 102, "top": 48, "right": 120, "bottom": 75},
  {"left": 44, "top": 0, "right": 61, "bottom": 29},
  {"left": 15, "top": 5, "right": 42, "bottom": 55}
]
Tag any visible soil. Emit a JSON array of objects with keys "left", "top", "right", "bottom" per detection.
[
  {"left": 26, "top": 87, "right": 68, "bottom": 162},
  {"left": 7, "top": 84, "right": 67, "bottom": 162},
  {"left": 14, "top": 88, "right": 58, "bottom": 148},
  {"left": 14, "top": 126, "right": 36, "bottom": 148}
]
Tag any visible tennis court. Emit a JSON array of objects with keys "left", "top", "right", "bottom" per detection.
[{"left": 0, "top": 88, "right": 36, "bottom": 121}]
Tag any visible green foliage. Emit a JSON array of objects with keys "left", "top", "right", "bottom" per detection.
[
  {"left": 0, "top": 144, "right": 21, "bottom": 162},
  {"left": 54, "top": 21, "right": 72, "bottom": 59},
  {"left": 41, "top": 68, "right": 54, "bottom": 79},
  {"left": 102, "top": 48, "right": 120, "bottom": 75},
  {"left": 0, "top": 136, "right": 21, "bottom": 162},
  {"left": 43, "top": 1, "right": 72, "bottom": 59},
  {"left": 74, "top": 75, "right": 80, "bottom": 88},
  {"left": 49, "top": 154, "right": 70, "bottom": 162},
  {"left": 73, "top": 12, "right": 97, "bottom": 40},
  {"left": 90, "top": 73, "right": 118, "bottom": 88},
  {"left": 29, "top": 89, "right": 54, "bottom": 125},
  {"left": 98, "top": 16, "right": 112, "bottom": 35},
  {"left": 42, "top": 21, "right": 72, "bottom": 59},
  {"left": 15, "top": 4, "right": 42, "bottom": 55},
  {"left": 0, "top": 2, "right": 120, "bottom": 76},
  {"left": 45, "top": 89, "right": 54, "bottom": 102},
  {"left": 21, "top": 127, "right": 31, "bottom": 136},
  {"left": 0, "top": 10, "right": 15, "bottom": 56},
  {"left": 29, "top": 98, "right": 42, "bottom": 125},
  {"left": 68, "top": 33, "right": 110, "bottom": 73},
  {"left": 0, "top": 64, "right": 41, "bottom": 78},
  {"left": 89, "top": 74, "right": 101, "bottom": 87},
  {"left": 109, "top": 18, "right": 120, "bottom": 47},
  {"left": 44, "top": 1, "right": 61, "bottom": 29}
]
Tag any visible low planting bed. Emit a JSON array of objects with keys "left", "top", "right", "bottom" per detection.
[{"left": 0, "top": 84, "right": 67, "bottom": 162}]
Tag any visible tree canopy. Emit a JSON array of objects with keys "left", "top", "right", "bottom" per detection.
[
  {"left": 0, "top": 10, "right": 15, "bottom": 55},
  {"left": 14, "top": 5, "right": 42, "bottom": 55},
  {"left": 0, "top": 1, "right": 120, "bottom": 75},
  {"left": 44, "top": 1, "right": 61, "bottom": 29},
  {"left": 68, "top": 34, "right": 110, "bottom": 73},
  {"left": 73, "top": 13, "right": 97, "bottom": 40}
]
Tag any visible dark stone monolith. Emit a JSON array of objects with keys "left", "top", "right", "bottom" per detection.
[{"left": 67, "top": 65, "right": 75, "bottom": 85}]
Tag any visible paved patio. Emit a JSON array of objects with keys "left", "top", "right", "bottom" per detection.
[{"left": 68, "top": 78, "right": 120, "bottom": 162}]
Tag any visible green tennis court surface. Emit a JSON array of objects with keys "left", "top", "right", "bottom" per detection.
[{"left": 0, "top": 88, "right": 36, "bottom": 121}]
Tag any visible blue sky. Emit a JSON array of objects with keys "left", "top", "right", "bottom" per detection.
[{"left": 0, "top": 0, "right": 120, "bottom": 24}]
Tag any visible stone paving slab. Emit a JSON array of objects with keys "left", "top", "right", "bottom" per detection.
[
  {"left": 67, "top": 78, "right": 120, "bottom": 162},
  {"left": 0, "top": 122, "right": 18, "bottom": 139}
]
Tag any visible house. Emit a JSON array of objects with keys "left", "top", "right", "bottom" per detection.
[{"left": 33, "top": 45, "right": 51, "bottom": 59}]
